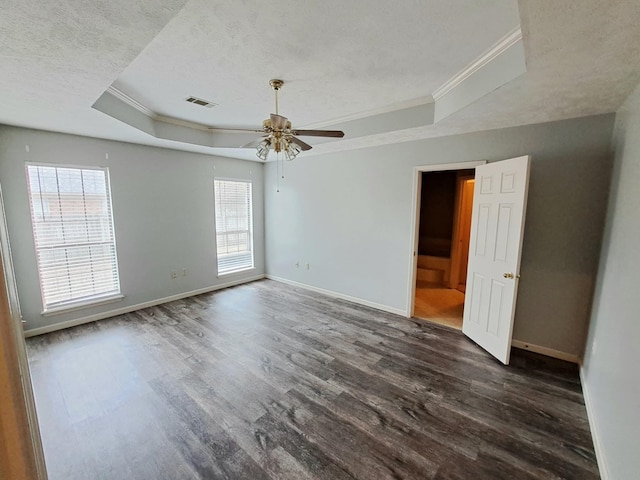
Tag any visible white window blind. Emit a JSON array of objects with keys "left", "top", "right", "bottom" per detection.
[
  {"left": 214, "top": 179, "right": 254, "bottom": 275},
  {"left": 26, "top": 164, "right": 121, "bottom": 311}
]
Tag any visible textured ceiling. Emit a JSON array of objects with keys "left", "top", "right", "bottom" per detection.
[
  {"left": 112, "top": 0, "right": 520, "bottom": 128},
  {"left": 0, "top": 0, "right": 188, "bottom": 141},
  {"left": 1, "top": 1, "right": 639, "bottom": 161},
  {"left": 305, "top": 0, "right": 640, "bottom": 157}
]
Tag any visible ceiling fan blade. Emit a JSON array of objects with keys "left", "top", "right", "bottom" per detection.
[
  {"left": 241, "top": 136, "right": 268, "bottom": 148},
  {"left": 290, "top": 136, "right": 313, "bottom": 151},
  {"left": 290, "top": 129, "right": 344, "bottom": 138},
  {"left": 270, "top": 113, "right": 289, "bottom": 130},
  {"left": 208, "top": 127, "right": 265, "bottom": 134}
]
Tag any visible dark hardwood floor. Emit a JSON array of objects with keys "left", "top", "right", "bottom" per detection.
[{"left": 26, "top": 279, "right": 599, "bottom": 479}]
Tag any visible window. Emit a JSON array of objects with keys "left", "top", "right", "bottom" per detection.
[
  {"left": 214, "top": 179, "right": 254, "bottom": 275},
  {"left": 26, "top": 164, "right": 121, "bottom": 312}
]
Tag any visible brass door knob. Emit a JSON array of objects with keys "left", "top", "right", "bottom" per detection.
[{"left": 503, "top": 272, "right": 515, "bottom": 279}]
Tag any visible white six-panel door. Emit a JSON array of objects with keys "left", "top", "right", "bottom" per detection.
[{"left": 462, "top": 156, "right": 531, "bottom": 364}]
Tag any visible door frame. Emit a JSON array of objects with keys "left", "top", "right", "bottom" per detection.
[
  {"left": 0, "top": 183, "right": 48, "bottom": 479},
  {"left": 406, "top": 161, "right": 486, "bottom": 317},
  {"left": 449, "top": 173, "right": 475, "bottom": 290}
]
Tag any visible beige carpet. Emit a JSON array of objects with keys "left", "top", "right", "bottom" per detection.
[{"left": 413, "top": 281, "right": 465, "bottom": 330}]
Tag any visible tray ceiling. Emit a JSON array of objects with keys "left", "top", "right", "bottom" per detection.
[{"left": 1, "top": 1, "right": 639, "bottom": 161}]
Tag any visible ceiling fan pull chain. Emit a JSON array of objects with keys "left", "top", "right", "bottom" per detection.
[{"left": 276, "top": 151, "right": 280, "bottom": 192}]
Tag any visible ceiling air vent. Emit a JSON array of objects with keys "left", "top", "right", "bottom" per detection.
[{"left": 185, "top": 96, "right": 216, "bottom": 108}]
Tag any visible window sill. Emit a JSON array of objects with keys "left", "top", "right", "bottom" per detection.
[
  {"left": 41, "top": 293, "right": 124, "bottom": 316},
  {"left": 217, "top": 267, "right": 256, "bottom": 278}
]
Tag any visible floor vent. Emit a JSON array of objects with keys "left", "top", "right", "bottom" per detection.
[{"left": 185, "top": 96, "right": 216, "bottom": 108}]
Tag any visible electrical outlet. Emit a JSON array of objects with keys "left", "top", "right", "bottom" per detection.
[
  {"left": 295, "top": 261, "right": 300, "bottom": 268},
  {"left": 171, "top": 270, "right": 177, "bottom": 279},
  {"left": 306, "top": 263, "right": 310, "bottom": 270},
  {"left": 182, "top": 268, "right": 187, "bottom": 277}
]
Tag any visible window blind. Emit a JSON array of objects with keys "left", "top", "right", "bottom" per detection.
[
  {"left": 214, "top": 179, "right": 254, "bottom": 275},
  {"left": 26, "top": 164, "right": 121, "bottom": 310}
]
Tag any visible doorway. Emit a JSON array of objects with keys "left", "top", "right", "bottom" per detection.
[{"left": 407, "top": 161, "right": 485, "bottom": 329}]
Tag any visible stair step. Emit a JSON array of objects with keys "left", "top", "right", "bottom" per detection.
[{"left": 417, "top": 267, "right": 444, "bottom": 284}]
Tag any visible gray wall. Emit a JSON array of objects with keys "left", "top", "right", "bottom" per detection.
[
  {"left": 582, "top": 84, "right": 640, "bottom": 479},
  {"left": 265, "top": 114, "right": 614, "bottom": 357},
  {"left": 0, "top": 126, "right": 265, "bottom": 332}
]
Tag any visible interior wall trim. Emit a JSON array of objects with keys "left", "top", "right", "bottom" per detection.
[
  {"left": 580, "top": 368, "right": 609, "bottom": 480},
  {"left": 107, "top": 86, "right": 156, "bottom": 119},
  {"left": 106, "top": 86, "right": 212, "bottom": 132},
  {"left": 432, "top": 26, "right": 523, "bottom": 101},
  {"left": 511, "top": 339, "right": 581, "bottom": 364},
  {"left": 23, "top": 274, "right": 266, "bottom": 337},
  {"left": 266, "top": 275, "right": 408, "bottom": 317}
]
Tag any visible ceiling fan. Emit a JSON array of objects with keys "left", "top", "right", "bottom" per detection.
[{"left": 210, "top": 79, "right": 344, "bottom": 161}]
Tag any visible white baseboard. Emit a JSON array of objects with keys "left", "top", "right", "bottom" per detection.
[
  {"left": 511, "top": 339, "right": 581, "bottom": 364},
  {"left": 265, "top": 274, "right": 408, "bottom": 317},
  {"left": 580, "top": 368, "right": 609, "bottom": 480},
  {"left": 513, "top": 342, "right": 607, "bottom": 477},
  {"left": 24, "top": 274, "right": 265, "bottom": 337}
]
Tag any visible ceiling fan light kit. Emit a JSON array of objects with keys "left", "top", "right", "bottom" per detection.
[{"left": 256, "top": 138, "right": 271, "bottom": 161}]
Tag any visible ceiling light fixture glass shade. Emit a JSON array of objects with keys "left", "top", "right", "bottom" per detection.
[
  {"left": 256, "top": 138, "right": 271, "bottom": 161},
  {"left": 285, "top": 141, "right": 301, "bottom": 161}
]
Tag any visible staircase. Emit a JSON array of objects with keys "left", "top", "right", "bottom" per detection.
[{"left": 416, "top": 255, "right": 451, "bottom": 285}]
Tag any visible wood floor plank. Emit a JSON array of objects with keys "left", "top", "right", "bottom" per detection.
[
  {"left": 252, "top": 412, "right": 356, "bottom": 480},
  {"left": 150, "top": 374, "right": 272, "bottom": 480},
  {"left": 27, "top": 279, "right": 600, "bottom": 480},
  {"left": 286, "top": 388, "right": 440, "bottom": 479}
]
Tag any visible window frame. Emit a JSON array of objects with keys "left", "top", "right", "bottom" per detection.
[
  {"left": 213, "top": 177, "right": 255, "bottom": 277},
  {"left": 25, "top": 162, "right": 123, "bottom": 315}
]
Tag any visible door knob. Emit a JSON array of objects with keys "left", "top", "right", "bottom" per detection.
[{"left": 503, "top": 272, "right": 521, "bottom": 279}]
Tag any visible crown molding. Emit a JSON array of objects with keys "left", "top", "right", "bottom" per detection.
[
  {"left": 106, "top": 86, "right": 214, "bottom": 132},
  {"left": 307, "top": 26, "right": 522, "bottom": 129},
  {"left": 433, "top": 27, "right": 523, "bottom": 101},
  {"left": 106, "top": 86, "right": 157, "bottom": 119},
  {"left": 154, "top": 113, "right": 212, "bottom": 132}
]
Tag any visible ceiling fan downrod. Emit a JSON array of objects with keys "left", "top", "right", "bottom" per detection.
[{"left": 269, "top": 79, "right": 283, "bottom": 115}]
